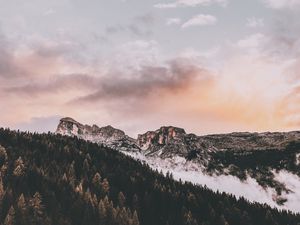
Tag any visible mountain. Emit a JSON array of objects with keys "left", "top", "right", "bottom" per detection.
[
  {"left": 56, "top": 117, "right": 300, "bottom": 212},
  {"left": 1, "top": 128, "right": 300, "bottom": 225},
  {"left": 56, "top": 117, "right": 140, "bottom": 152}
]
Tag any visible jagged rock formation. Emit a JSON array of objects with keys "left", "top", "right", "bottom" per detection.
[
  {"left": 56, "top": 117, "right": 140, "bottom": 151},
  {"left": 55, "top": 117, "right": 300, "bottom": 211},
  {"left": 56, "top": 117, "right": 300, "bottom": 157}
]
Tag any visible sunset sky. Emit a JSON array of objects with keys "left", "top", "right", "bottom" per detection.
[{"left": 1, "top": 0, "right": 300, "bottom": 137}]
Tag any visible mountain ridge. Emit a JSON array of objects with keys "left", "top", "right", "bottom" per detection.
[
  {"left": 56, "top": 117, "right": 300, "bottom": 156},
  {"left": 55, "top": 117, "right": 300, "bottom": 213}
]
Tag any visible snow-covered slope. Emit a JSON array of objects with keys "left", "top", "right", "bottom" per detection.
[
  {"left": 123, "top": 151, "right": 300, "bottom": 213},
  {"left": 56, "top": 117, "right": 300, "bottom": 213}
]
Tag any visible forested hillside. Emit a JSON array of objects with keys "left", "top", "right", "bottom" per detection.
[{"left": 0, "top": 128, "right": 299, "bottom": 225}]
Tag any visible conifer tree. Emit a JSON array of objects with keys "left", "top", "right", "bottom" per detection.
[
  {"left": 4, "top": 206, "right": 16, "bottom": 225},
  {"left": 92, "top": 172, "right": 102, "bottom": 194},
  {"left": 16, "top": 194, "right": 27, "bottom": 224},
  {"left": 132, "top": 194, "right": 139, "bottom": 212},
  {"left": 101, "top": 178, "right": 110, "bottom": 195},
  {"left": 98, "top": 199, "right": 107, "bottom": 224},
  {"left": 0, "top": 177, "right": 4, "bottom": 213},
  {"left": 118, "top": 192, "right": 126, "bottom": 208},
  {"left": 132, "top": 210, "right": 140, "bottom": 225},
  {"left": 67, "top": 161, "right": 76, "bottom": 187},
  {"left": 0, "top": 145, "right": 8, "bottom": 167},
  {"left": 83, "top": 158, "right": 90, "bottom": 173},
  {"left": 183, "top": 211, "right": 198, "bottom": 225},
  {"left": 13, "top": 157, "right": 25, "bottom": 177},
  {"left": 29, "top": 192, "right": 44, "bottom": 225}
]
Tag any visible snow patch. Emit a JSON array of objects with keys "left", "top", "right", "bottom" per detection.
[
  {"left": 274, "top": 170, "right": 300, "bottom": 213},
  {"left": 123, "top": 151, "right": 300, "bottom": 213},
  {"left": 296, "top": 153, "right": 300, "bottom": 165}
]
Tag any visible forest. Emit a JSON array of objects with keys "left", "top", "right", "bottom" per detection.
[{"left": 0, "top": 128, "right": 299, "bottom": 225}]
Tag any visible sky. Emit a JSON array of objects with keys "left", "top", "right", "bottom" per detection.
[{"left": 1, "top": 0, "right": 300, "bottom": 137}]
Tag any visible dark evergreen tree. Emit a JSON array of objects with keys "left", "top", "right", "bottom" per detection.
[
  {"left": 4, "top": 206, "right": 16, "bottom": 225},
  {"left": 118, "top": 192, "right": 126, "bottom": 208}
]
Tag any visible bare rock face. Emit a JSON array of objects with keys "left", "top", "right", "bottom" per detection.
[
  {"left": 137, "top": 127, "right": 185, "bottom": 148},
  {"left": 56, "top": 117, "right": 139, "bottom": 151},
  {"left": 56, "top": 117, "right": 300, "bottom": 157},
  {"left": 137, "top": 127, "right": 189, "bottom": 157}
]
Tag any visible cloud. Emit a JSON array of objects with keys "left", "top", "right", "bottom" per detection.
[
  {"left": 105, "top": 13, "right": 155, "bottom": 37},
  {"left": 246, "top": 17, "right": 264, "bottom": 28},
  {"left": 264, "top": 0, "right": 300, "bottom": 9},
  {"left": 71, "top": 58, "right": 211, "bottom": 104},
  {"left": 181, "top": 14, "right": 217, "bottom": 28},
  {"left": 154, "top": 0, "right": 228, "bottom": 8},
  {"left": 166, "top": 18, "right": 182, "bottom": 26},
  {"left": 13, "top": 116, "right": 61, "bottom": 133},
  {"left": 237, "top": 33, "right": 268, "bottom": 51},
  {"left": 277, "top": 69, "right": 300, "bottom": 127},
  {"left": 0, "top": 32, "right": 28, "bottom": 78},
  {"left": 5, "top": 74, "right": 99, "bottom": 96}
]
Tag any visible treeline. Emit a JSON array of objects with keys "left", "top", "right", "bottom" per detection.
[{"left": 0, "top": 128, "right": 299, "bottom": 225}]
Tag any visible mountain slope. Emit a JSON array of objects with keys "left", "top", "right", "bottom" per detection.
[
  {"left": 55, "top": 117, "right": 300, "bottom": 212},
  {"left": 0, "top": 128, "right": 300, "bottom": 225}
]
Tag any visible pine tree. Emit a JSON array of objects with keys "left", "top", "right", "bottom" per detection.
[
  {"left": 92, "top": 194, "right": 98, "bottom": 208},
  {"left": 183, "top": 211, "right": 198, "bottom": 225},
  {"left": 16, "top": 194, "right": 27, "bottom": 224},
  {"left": 75, "top": 181, "right": 83, "bottom": 195},
  {"left": 4, "top": 206, "right": 16, "bottom": 225},
  {"left": 67, "top": 161, "right": 76, "bottom": 187},
  {"left": 92, "top": 172, "right": 102, "bottom": 194},
  {"left": 0, "top": 177, "right": 4, "bottom": 209},
  {"left": 116, "top": 207, "right": 128, "bottom": 225},
  {"left": 132, "top": 210, "right": 140, "bottom": 225},
  {"left": 111, "top": 207, "right": 119, "bottom": 225},
  {"left": 132, "top": 194, "right": 139, "bottom": 212},
  {"left": 98, "top": 199, "right": 107, "bottom": 224},
  {"left": 83, "top": 158, "right": 90, "bottom": 173},
  {"left": 13, "top": 157, "right": 26, "bottom": 177},
  {"left": 101, "top": 178, "right": 110, "bottom": 195},
  {"left": 218, "top": 215, "right": 229, "bottom": 225},
  {"left": 118, "top": 192, "right": 126, "bottom": 208},
  {"left": 0, "top": 145, "right": 8, "bottom": 167},
  {"left": 29, "top": 192, "right": 44, "bottom": 225}
]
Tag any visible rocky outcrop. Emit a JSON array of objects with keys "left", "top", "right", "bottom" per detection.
[
  {"left": 56, "top": 117, "right": 300, "bottom": 157},
  {"left": 56, "top": 117, "right": 139, "bottom": 151},
  {"left": 137, "top": 127, "right": 188, "bottom": 157}
]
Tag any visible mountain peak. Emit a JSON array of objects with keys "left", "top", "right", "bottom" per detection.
[
  {"left": 60, "top": 117, "right": 79, "bottom": 124},
  {"left": 157, "top": 126, "right": 186, "bottom": 135},
  {"left": 55, "top": 117, "right": 137, "bottom": 151}
]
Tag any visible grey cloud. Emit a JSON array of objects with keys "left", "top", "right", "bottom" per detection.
[
  {"left": 105, "top": 13, "right": 155, "bottom": 37},
  {"left": 6, "top": 57, "right": 212, "bottom": 102},
  {"left": 0, "top": 33, "right": 24, "bottom": 78},
  {"left": 0, "top": 32, "right": 83, "bottom": 80},
  {"left": 264, "top": 12, "right": 300, "bottom": 58},
  {"left": 134, "top": 13, "right": 155, "bottom": 25},
  {"left": 72, "top": 58, "right": 211, "bottom": 103},
  {"left": 6, "top": 74, "right": 99, "bottom": 96},
  {"left": 13, "top": 115, "right": 62, "bottom": 133}
]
